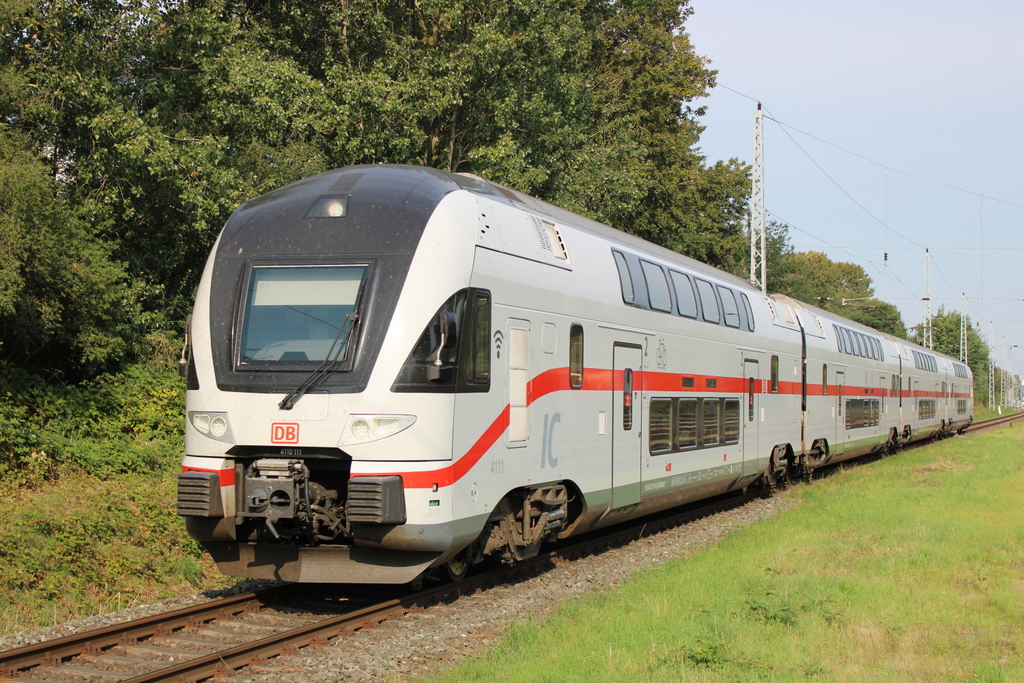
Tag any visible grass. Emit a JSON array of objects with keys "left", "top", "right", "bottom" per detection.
[
  {"left": 0, "top": 468, "right": 235, "bottom": 635},
  {"left": 975, "top": 405, "right": 1019, "bottom": 421},
  {"left": 421, "top": 423, "right": 1024, "bottom": 683}
]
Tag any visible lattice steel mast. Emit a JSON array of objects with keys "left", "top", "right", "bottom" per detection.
[
  {"left": 750, "top": 104, "right": 766, "bottom": 293},
  {"left": 922, "top": 249, "right": 933, "bottom": 349}
]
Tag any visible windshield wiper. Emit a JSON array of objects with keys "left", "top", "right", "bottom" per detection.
[{"left": 278, "top": 312, "right": 358, "bottom": 411}]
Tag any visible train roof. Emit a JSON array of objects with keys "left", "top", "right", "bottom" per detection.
[{"left": 229, "top": 164, "right": 756, "bottom": 293}]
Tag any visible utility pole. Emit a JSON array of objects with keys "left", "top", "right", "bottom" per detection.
[
  {"left": 1002, "top": 339, "right": 1009, "bottom": 410},
  {"left": 922, "top": 249, "right": 933, "bottom": 350},
  {"left": 750, "top": 103, "right": 766, "bottom": 293},
  {"left": 989, "top": 322, "right": 996, "bottom": 410},
  {"left": 960, "top": 293, "right": 967, "bottom": 364}
]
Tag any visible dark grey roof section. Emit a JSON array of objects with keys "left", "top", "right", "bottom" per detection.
[{"left": 209, "top": 165, "right": 465, "bottom": 394}]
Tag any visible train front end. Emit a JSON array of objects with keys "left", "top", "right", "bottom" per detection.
[{"left": 177, "top": 165, "right": 484, "bottom": 584}]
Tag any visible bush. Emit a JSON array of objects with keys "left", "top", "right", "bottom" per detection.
[{"left": 0, "top": 352, "right": 184, "bottom": 487}]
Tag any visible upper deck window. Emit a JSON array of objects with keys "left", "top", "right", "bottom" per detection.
[
  {"left": 740, "top": 293, "right": 755, "bottom": 332},
  {"left": 694, "top": 278, "right": 720, "bottom": 323},
  {"left": 641, "top": 260, "right": 672, "bottom": 312},
  {"left": 670, "top": 270, "right": 698, "bottom": 319},
  {"left": 238, "top": 264, "right": 368, "bottom": 369},
  {"left": 718, "top": 286, "right": 740, "bottom": 328},
  {"left": 612, "top": 251, "right": 635, "bottom": 305}
]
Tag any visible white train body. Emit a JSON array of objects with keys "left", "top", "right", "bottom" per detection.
[{"left": 178, "top": 165, "right": 973, "bottom": 583}]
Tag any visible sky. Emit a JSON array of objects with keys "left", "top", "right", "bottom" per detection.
[{"left": 685, "top": 0, "right": 1024, "bottom": 388}]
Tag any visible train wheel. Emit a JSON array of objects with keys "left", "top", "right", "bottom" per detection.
[{"left": 443, "top": 552, "right": 470, "bottom": 582}]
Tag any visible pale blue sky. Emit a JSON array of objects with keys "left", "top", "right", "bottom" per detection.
[{"left": 687, "top": 0, "right": 1024, "bottom": 381}]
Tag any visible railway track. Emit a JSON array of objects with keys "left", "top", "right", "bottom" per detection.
[
  {"left": 3, "top": 412, "right": 1020, "bottom": 683},
  {"left": 0, "top": 486, "right": 756, "bottom": 683},
  {"left": 963, "top": 410, "right": 1023, "bottom": 434}
]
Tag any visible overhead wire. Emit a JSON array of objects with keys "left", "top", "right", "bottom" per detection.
[{"left": 713, "top": 84, "right": 1022, "bottom": 363}]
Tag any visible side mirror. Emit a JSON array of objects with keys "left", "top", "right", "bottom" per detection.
[
  {"left": 438, "top": 312, "right": 458, "bottom": 349},
  {"left": 429, "top": 312, "right": 458, "bottom": 382},
  {"left": 178, "top": 313, "right": 193, "bottom": 379}
]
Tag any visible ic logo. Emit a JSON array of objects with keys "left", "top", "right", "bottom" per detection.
[{"left": 271, "top": 422, "right": 299, "bottom": 444}]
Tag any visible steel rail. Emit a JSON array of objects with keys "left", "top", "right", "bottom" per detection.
[
  {"left": 965, "top": 411, "right": 1023, "bottom": 434},
  {"left": 0, "top": 586, "right": 300, "bottom": 679},
  {"left": 114, "top": 489, "right": 760, "bottom": 683},
  {"left": 3, "top": 412, "right": 1018, "bottom": 681}
]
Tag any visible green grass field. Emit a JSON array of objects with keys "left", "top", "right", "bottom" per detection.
[{"left": 424, "top": 423, "right": 1024, "bottom": 683}]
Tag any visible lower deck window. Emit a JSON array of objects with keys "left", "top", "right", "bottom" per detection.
[
  {"left": 919, "top": 399, "right": 937, "bottom": 420},
  {"left": 844, "top": 398, "right": 880, "bottom": 429},
  {"left": 649, "top": 397, "right": 740, "bottom": 455}
]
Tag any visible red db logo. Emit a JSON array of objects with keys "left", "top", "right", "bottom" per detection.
[{"left": 271, "top": 423, "right": 299, "bottom": 444}]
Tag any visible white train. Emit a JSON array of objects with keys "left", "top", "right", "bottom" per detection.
[{"left": 178, "top": 165, "right": 973, "bottom": 584}]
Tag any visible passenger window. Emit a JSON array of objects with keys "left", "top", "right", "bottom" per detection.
[
  {"left": 569, "top": 324, "right": 583, "bottom": 389},
  {"left": 677, "top": 399, "right": 698, "bottom": 449},
  {"left": 740, "top": 293, "right": 755, "bottom": 331},
  {"left": 649, "top": 399, "right": 672, "bottom": 453},
  {"left": 641, "top": 260, "right": 672, "bottom": 312},
  {"left": 723, "top": 399, "right": 740, "bottom": 444},
  {"left": 702, "top": 399, "right": 720, "bottom": 446},
  {"left": 670, "top": 271, "right": 698, "bottom": 319},
  {"left": 694, "top": 278, "right": 720, "bottom": 324},
  {"left": 612, "top": 251, "right": 635, "bottom": 305},
  {"left": 718, "top": 286, "right": 740, "bottom": 328},
  {"left": 771, "top": 355, "right": 779, "bottom": 393}
]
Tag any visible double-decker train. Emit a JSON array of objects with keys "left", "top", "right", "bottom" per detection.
[{"left": 177, "top": 164, "right": 972, "bottom": 584}]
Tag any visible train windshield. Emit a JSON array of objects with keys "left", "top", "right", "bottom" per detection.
[{"left": 238, "top": 264, "right": 368, "bottom": 368}]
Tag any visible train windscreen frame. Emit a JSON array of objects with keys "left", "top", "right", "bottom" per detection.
[{"left": 236, "top": 262, "right": 370, "bottom": 372}]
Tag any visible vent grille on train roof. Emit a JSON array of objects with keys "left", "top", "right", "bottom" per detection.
[{"left": 530, "top": 216, "right": 568, "bottom": 260}]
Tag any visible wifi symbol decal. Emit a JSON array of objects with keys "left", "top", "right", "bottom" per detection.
[{"left": 493, "top": 330, "right": 504, "bottom": 359}]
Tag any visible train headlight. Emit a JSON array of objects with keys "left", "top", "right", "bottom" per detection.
[
  {"left": 192, "top": 413, "right": 211, "bottom": 434},
  {"left": 350, "top": 418, "right": 371, "bottom": 440},
  {"left": 339, "top": 414, "right": 416, "bottom": 446},
  {"left": 372, "top": 417, "right": 403, "bottom": 437},
  {"left": 188, "top": 412, "right": 234, "bottom": 443},
  {"left": 210, "top": 416, "right": 228, "bottom": 438}
]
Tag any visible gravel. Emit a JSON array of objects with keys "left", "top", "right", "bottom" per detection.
[{"left": 1, "top": 494, "right": 798, "bottom": 681}]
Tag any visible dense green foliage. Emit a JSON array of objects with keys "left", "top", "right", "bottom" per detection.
[
  {"left": 921, "top": 309, "right": 991, "bottom": 405},
  {"left": 426, "top": 425, "right": 1024, "bottom": 682},
  {"left": 1, "top": 0, "right": 748, "bottom": 380},
  {"left": 0, "top": 358, "right": 233, "bottom": 634},
  {"left": 0, "top": 354, "right": 183, "bottom": 486},
  {"left": 0, "top": 468, "right": 231, "bottom": 633}
]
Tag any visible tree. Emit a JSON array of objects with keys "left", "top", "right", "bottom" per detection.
[
  {"left": 910, "top": 307, "right": 990, "bottom": 405},
  {"left": 0, "top": 129, "right": 144, "bottom": 378},
  {"left": 2, "top": 0, "right": 750, "bottom": 376},
  {"left": 757, "top": 246, "right": 907, "bottom": 337}
]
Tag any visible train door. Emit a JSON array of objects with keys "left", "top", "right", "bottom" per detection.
[
  {"left": 880, "top": 375, "right": 888, "bottom": 426},
  {"left": 834, "top": 370, "right": 846, "bottom": 456},
  {"left": 742, "top": 356, "right": 761, "bottom": 476},
  {"left": 611, "top": 343, "right": 643, "bottom": 510}
]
